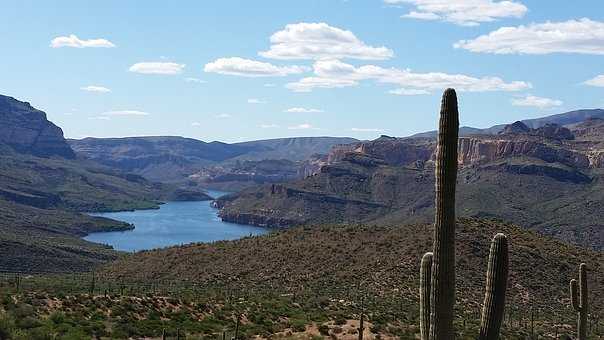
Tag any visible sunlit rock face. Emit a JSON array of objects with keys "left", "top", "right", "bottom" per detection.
[{"left": 0, "top": 94, "right": 75, "bottom": 158}]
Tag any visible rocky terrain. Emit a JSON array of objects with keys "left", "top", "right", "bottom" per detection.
[{"left": 217, "top": 120, "right": 604, "bottom": 249}]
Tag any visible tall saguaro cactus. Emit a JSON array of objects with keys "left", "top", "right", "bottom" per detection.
[
  {"left": 419, "top": 89, "right": 509, "bottom": 340},
  {"left": 429, "top": 88, "right": 459, "bottom": 340},
  {"left": 570, "top": 263, "right": 589, "bottom": 340},
  {"left": 478, "top": 233, "right": 509, "bottom": 340}
]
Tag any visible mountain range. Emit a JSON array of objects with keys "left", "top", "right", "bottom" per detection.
[{"left": 1, "top": 92, "right": 603, "bottom": 273}]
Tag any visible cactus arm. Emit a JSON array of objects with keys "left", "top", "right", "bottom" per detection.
[
  {"left": 420, "top": 252, "right": 433, "bottom": 340},
  {"left": 570, "top": 279, "right": 580, "bottom": 311},
  {"left": 579, "top": 263, "right": 588, "bottom": 312},
  {"left": 478, "top": 233, "right": 509, "bottom": 340},
  {"left": 429, "top": 88, "right": 459, "bottom": 340}
]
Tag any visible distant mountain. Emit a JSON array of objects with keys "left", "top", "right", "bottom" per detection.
[
  {"left": 410, "top": 108, "right": 604, "bottom": 138},
  {"left": 0, "top": 94, "right": 75, "bottom": 158},
  {"left": 231, "top": 137, "right": 359, "bottom": 162},
  {"left": 69, "top": 136, "right": 255, "bottom": 182},
  {"left": 70, "top": 136, "right": 358, "bottom": 183}
]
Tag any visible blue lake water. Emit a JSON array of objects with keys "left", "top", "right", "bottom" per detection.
[{"left": 84, "top": 190, "right": 269, "bottom": 252}]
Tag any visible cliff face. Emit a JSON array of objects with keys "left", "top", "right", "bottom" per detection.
[
  {"left": 456, "top": 137, "right": 590, "bottom": 168},
  {"left": 0, "top": 95, "right": 75, "bottom": 158},
  {"left": 321, "top": 123, "right": 603, "bottom": 171}
]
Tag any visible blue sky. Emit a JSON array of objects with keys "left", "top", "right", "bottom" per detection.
[{"left": 1, "top": 0, "right": 603, "bottom": 142}]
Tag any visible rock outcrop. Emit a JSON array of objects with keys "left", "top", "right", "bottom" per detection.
[
  {"left": 500, "top": 121, "right": 530, "bottom": 135},
  {"left": 0, "top": 95, "right": 75, "bottom": 158}
]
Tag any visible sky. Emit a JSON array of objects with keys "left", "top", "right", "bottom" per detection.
[{"left": 1, "top": 0, "right": 603, "bottom": 143}]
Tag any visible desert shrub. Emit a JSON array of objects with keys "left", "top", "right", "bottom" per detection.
[
  {"left": 15, "top": 316, "right": 42, "bottom": 329},
  {"left": 289, "top": 318, "right": 306, "bottom": 332},
  {"left": 0, "top": 314, "right": 15, "bottom": 339}
]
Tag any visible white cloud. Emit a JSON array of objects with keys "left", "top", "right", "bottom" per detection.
[
  {"left": 287, "top": 59, "right": 530, "bottom": 93},
  {"left": 89, "top": 116, "right": 111, "bottom": 120},
  {"left": 216, "top": 113, "right": 232, "bottom": 119},
  {"left": 259, "top": 22, "right": 393, "bottom": 60},
  {"left": 386, "top": 0, "right": 527, "bottom": 26},
  {"left": 455, "top": 19, "right": 604, "bottom": 55},
  {"left": 192, "top": 122, "right": 202, "bottom": 127},
  {"left": 259, "top": 123, "right": 280, "bottom": 128},
  {"left": 351, "top": 128, "right": 384, "bottom": 132},
  {"left": 389, "top": 88, "right": 430, "bottom": 95},
  {"left": 50, "top": 34, "right": 115, "bottom": 48},
  {"left": 129, "top": 62, "right": 185, "bottom": 75},
  {"left": 584, "top": 75, "right": 604, "bottom": 87},
  {"left": 403, "top": 11, "right": 441, "bottom": 20},
  {"left": 185, "top": 77, "right": 206, "bottom": 83},
  {"left": 288, "top": 123, "right": 317, "bottom": 130},
  {"left": 285, "top": 107, "right": 324, "bottom": 113},
  {"left": 248, "top": 98, "right": 268, "bottom": 104},
  {"left": 204, "top": 57, "right": 307, "bottom": 77},
  {"left": 80, "top": 85, "right": 111, "bottom": 93},
  {"left": 511, "top": 95, "right": 563, "bottom": 109},
  {"left": 101, "top": 110, "right": 150, "bottom": 116},
  {"left": 285, "top": 77, "right": 358, "bottom": 92}
]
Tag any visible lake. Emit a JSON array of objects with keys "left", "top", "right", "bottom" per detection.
[{"left": 84, "top": 190, "right": 269, "bottom": 252}]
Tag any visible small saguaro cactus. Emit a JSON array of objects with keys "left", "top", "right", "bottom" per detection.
[
  {"left": 420, "top": 252, "right": 433, "bottom": 340},
  {"left": 419, "top": 89, "right": 510, "bottom": 340},
  {"left": 570, "top": 263, "right": 589, "bottom": 340},
  {"left": 478, "top": 233, "right": 509, "bottom": 340}
]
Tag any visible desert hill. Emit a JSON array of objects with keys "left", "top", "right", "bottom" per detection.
[{"left": 103, "top": 217, "right": 602, "bottom": 338}]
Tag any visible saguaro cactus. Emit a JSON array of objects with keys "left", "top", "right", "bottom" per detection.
[
  {"left": 429, "top": 88, "right": 459, "bottom": 340},
  {"left": 478, "top": 233, "right": 509, "bottom": 340},
  {"left": 420, "top": 252, "right": 433, "bottom": 340},
  {"left": 570, "top": 263, "right": 589, "bottom": 340},
  {"left": 419, "top": 89, "right": 509, "bottom": 340}
]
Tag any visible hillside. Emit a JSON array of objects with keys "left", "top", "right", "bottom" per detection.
[
  {"left": 104, "top": 218, "right": 603, "bottom": 338},
  {"left": 217, "top": 122, "right": 604, "bottom": 249}
]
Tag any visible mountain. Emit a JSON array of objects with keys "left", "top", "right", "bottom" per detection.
[
  {"left": 410, "top": 108, "right": 604, "bottom": 138},
  {"left": 69, "top": 136, "right": 358, "bottom": 183},
  {"left": 216, "top": 121, "right": 604, "bottom": 249},
  {"left": 0, "top": 95, "right": 75, "bottom": 158}
]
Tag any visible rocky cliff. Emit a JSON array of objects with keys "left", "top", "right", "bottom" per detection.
[
  {"left": 320, "top": 122, "right": 603, "bottom": 171},
  {"left": 0, "top": 95, "right": 75, "bottom": 158}
]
